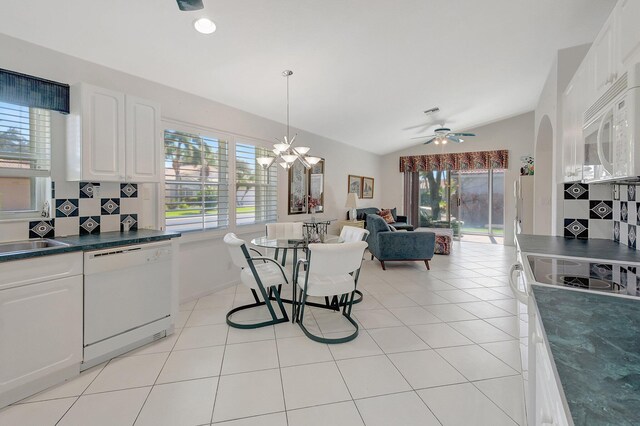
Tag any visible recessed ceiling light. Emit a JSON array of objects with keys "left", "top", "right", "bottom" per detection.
[{"left": 194, "top": 17, "right": 216, "bottom": 34}]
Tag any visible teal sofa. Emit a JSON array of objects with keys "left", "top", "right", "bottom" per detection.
[
  {"left": 366, "top": 214, "right": 435, "bottom": 270},
  {"left": 349, "top": 207, "right": 414, "bottom": 231}
]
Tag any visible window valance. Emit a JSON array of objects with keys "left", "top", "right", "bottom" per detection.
[
  {"left": 399, "top": 150, "right": 509, "bottom": 173},
  {"left": 0, "top": 68, "right": 69, "bottom": 114}
]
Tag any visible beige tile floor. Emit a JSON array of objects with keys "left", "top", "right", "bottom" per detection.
[{"left": 0, "top": 241, "right": 527, "bottom": 426}]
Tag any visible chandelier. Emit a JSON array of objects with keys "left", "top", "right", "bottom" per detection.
[{"left": 257, "top": 70, "right": 321, "bottom": 169}]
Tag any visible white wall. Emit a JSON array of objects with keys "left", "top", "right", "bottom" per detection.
[
  {"left": 0, "top": 34, "right": 381, "bottom": 302},
  {"left": 379, "top": 112, "right": 535, "bottom": 246}
]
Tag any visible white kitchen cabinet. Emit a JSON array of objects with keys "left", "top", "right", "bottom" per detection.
[
  {"left": 0, "top": 253, "right": 83, "bottom": 409},
  {"left": 67, "top": 83, "right": 162, "bottom": 183},
  {"left": 561, "top": 66, "right": 585, "bottom": 183},
  {"left": 616, "top": 0, "right": 640, "bottom": 69},
  {"left": 589, "top": 12, "right": 618, "bottom": 105}
]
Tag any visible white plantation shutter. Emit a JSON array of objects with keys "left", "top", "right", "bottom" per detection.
[
  {"left": 235, "top": 142, "right": 277, "bottom": 226},
  {"left": 0, "top": 103, "right": 51, "bottom": 177},
  {"left": 164, "top": 129, "right": 229, "bottom": 232}
]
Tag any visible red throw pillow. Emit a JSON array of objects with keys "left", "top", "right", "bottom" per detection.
[{"left": 378, "top": 209, "right": 395, "bottom": 224}]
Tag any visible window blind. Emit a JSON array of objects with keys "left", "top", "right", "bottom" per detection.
[
  {"left": 0, "top": 102, "right": 51, "bottom": 177},
  {"left": 235, "top": 143, "right": 277, "bottom": 226},
  {"left": 164, "top": 130, "right": 229, "bottom": 232}
]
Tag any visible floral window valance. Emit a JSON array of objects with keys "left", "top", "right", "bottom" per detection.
[{"left": 399, "top": 150, "right": 509, "bottom": 173}]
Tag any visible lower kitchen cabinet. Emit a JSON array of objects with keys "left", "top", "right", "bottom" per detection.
[{"left": 0, "top": 254, "right": 83, "bottom": 408}]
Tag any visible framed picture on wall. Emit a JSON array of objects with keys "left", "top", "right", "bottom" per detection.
[
  {"left": 288, "top": 161, "right": 308, "bottom": 214},
  {"left": 309, "top": 159, "right": 325, "bottom": 213},
  {"left": 362, "top": 177, "right": 374, "bottom": 199},
  {"left": 348, "top": 175, "right": 362, "bottom": 197}
]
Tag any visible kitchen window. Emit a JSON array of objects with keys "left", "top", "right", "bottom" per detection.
[
  {"left": 164, "top": 129, "right": 229, "bottom": 232},
  {"left": 0, "top": 102, "right": 51, "bottom": 219}
]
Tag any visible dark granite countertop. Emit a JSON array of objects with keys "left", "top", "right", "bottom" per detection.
[
  {"left": 533, "top": 286, "right": 640, "bottom": 426},
  {"left": 0, "top": 230, "right": 181, "bottom": 263},
  {"left": 517, "top": 234, "right": 640, "bottom": 263}
]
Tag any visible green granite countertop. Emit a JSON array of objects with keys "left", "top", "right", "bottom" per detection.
[
  {"left": 533, "top": 286, "right": 640, "bottom": 425},
  {"left": 0, "top": 230, "right": 181, "bottom": 263},
  {"left": 517, "top": 234, "right": 640, "bottom": 263}
]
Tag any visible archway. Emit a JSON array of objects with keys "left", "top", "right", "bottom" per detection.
[{"left": 534, "top": 115, "right": 553, "bottom": 235}]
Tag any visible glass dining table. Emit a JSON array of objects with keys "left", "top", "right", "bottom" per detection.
[{"left": 250, "top": 235, "right": 364, "bottom": 313}]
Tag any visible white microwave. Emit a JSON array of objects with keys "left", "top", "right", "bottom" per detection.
[{"left": 583, "top": 63, "right": 640, "bottom": 182}]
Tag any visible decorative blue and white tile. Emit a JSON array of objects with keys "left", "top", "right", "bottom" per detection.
[
  {"left": 54, "top": 217, "right": 79, "bottom": 237},
  {"left": 564, "top": 200, "right": 589, "bottom": 220},
  {"left": 55, "top": 199, "right": 79, "bottom": 218},
  {"left": 589, "top": 219, "right": 612, "bottom": 239},
  {"left": 621, "top": 201, "right": 629, "bottom": 222},
  {"left": 589, "top": 200, "right": 613, "bottom": 220},
  {"left": 564, "top": 183, "right": 589, "bottom": 200},
  {"left": 79, "top": 182, "right": 100, "bottom": 198},
  {"left": 100, "top": 198, "right": 120, "bottom": 215},
  {"left": 121, "top": 183, "right": 138, "bottom": 198},
  {"left": 51, "top": 181, "right": 55, "bottom": 199},
  {"left": 29, "top": 220, "right": 55, "bottom": 239},
  {"left": 628, "top": 185, "right": 636, "bottom": 202},
  {"left": 100, "top": 215, "right": 121, "bottom": 232},
  {"left": 590, "top": 263, "right": 612, "bottom": 281},
  {"left": 564, "top": 218, "right": 588, "bottom": 239},
  {"left": 79, "top": 216, "right": 100, "bottom": 235},
  {"left": 614, "top": 221, "right": 620, "bottom": 242},
  {"left": 120, "top": 214, "right": 138, "bottom": 231},
  {"left": 628, "top": 225, "right": 637, "bottom": 249}
]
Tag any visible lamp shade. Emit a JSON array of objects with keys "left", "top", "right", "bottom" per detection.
[{"left": 345, "top": 193, "right": 358, "bottom": 209}]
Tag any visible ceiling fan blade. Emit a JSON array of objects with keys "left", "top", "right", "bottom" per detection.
[
  {"left": 450, "top": 132, "right": 476, "bottom": 137},
  {"left": 403, "top": 123, "right": 431, "bottom": 131},
  {"left": 423, "top": 137, "right": 436, "bottom": 145},
  {"left": 446, "top": 136, "right": 462, "bottom": 143},
  {"left": 411, "top": 134, "right": 435, "bottom": 140},
  {"left": 176, "top": 0, "right": 204, "bottom": 11}
]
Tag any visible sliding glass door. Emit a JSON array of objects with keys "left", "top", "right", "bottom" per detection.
[{"left": 417, "top": 169, "right": 504, "bottom": 237}]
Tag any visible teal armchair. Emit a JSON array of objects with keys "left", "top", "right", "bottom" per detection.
[{"left": 366, "top": 214, "right": 435, "bottom": 270}]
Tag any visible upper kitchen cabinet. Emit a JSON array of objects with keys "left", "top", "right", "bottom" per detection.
[
  {"left": 587, "top": 12, "right": 618, "bottom": 106},
  {"left": 561, "top": 66, "right": 586, "bottom": 183},
  {"left": 67, "top": 83, "right": 162, "bottom": 182},
  {"left": 616, "top": 0, "right": 640, "bottom": 69}
]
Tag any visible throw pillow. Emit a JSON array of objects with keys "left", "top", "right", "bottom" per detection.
[
  {"left": 378, "top": 209, "right": 395, "bottom": 224},
  {"left": 390, "top": 207, "right": 398, "bottom": 222}
]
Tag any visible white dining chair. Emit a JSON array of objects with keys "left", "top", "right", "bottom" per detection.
[
  {"left": 340, "top": 225, "right": 370, "bottom": 243},
  {"left": 224, "top": 233, "right": 289, "bottom": 329},
  {"left": 293, "top": 241, "right": 368, "bottom": 343},
  {"left": 266, "top": 222, "right": 304, "bottom": 266}
]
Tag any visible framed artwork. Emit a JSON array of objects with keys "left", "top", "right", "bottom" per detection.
[
  {"left": 348, "top": 175, "right": 362, "bottom": 197},
  {"left": 288, "top": 161, "right": 308, "bottom": 214},
  {"left": 308, "top": 160, "right": 325, "bottom": 213},
  {"left": 288, "top": 159, "right": 325, "bottom": 214},
  {"left": 362, "top": 177, "right": 374, "bottom": 199}
]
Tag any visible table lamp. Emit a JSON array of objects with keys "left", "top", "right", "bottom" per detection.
[{"left": 345, "top": 193, "right": 359, "bottom": 221}]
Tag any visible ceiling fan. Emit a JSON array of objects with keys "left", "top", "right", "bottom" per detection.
[
  {"left": 411, "top": 126, "right": 476, "bottom": 145},
  {"left": 176, "top": 0, "right": 204, "bottom": 11}
]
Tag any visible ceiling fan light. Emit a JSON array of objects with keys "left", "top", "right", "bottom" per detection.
[
  {"left": 434, "top": 140, "right": 439, "bottom": 145},
  {"left": 193, "top": 18, "right": 216, "bottom": 34},
  {"left": 459, "top": 139, "right": 464, "bottom": 142},
  {"left": 442, "top": 139, "right": 448, "bottom": 144}
]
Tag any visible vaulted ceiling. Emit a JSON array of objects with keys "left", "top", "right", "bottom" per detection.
[{"left": 0, "top": 0, "right": 616, "bottom": 154}]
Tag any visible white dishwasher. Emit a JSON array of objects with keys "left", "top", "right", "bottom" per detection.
[{"left": 83, "top": 240, "right": 172, "bottom": 368}]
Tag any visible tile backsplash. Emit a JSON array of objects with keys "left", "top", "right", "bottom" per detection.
[
  {"left": 29, "top": 181, "right": 140, "bottom": 238},
  {"left": 563, "top": 182, "right": 639, "bottom": 250}
]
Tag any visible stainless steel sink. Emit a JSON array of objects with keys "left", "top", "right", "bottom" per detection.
[{"left": 0, "top": 238, "right": 71, "bottom": 255}]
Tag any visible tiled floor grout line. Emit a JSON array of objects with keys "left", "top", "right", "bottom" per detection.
[
  {"left": 209, "top": 292, "right": 235, "bottom": 425},
  {"left": 271, "top": 324, "right": 290, "bottom": 426}
]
